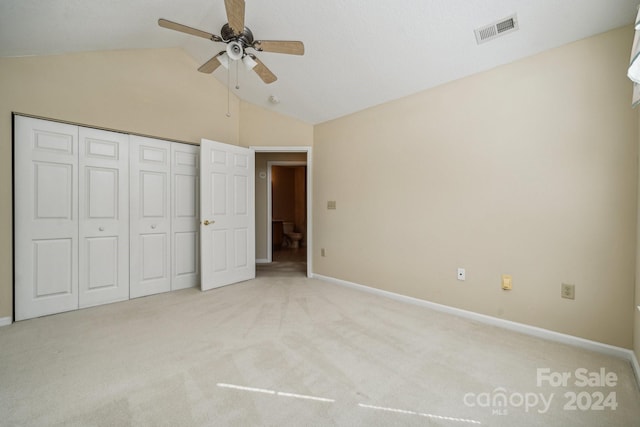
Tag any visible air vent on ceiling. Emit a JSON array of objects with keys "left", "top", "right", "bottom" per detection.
[{"left": 474, "top": 14, "right": 519, "bottom": 45}]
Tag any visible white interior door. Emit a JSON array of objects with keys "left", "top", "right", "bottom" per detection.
[
  {"left": 171, "top": 143, "right": 200, "bottom": 290},
  {"left": 200, "top": 139, "right": 255, "bottom": 291},
  {"left": 14, "top": 116, "right": 79, "bottom": 320},
  {"left": 129, "top": 135, "right": 171, "bottom": 298},
  {"left": 78, "top": 127, "right": 129, "bottom": 308}
]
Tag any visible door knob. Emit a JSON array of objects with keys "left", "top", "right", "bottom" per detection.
[
  {"left": 151, "top": 224, "right": 157, "bottom": 229},
  {"left": 203, "top": 220, "right": 214, "bottom": 226}
]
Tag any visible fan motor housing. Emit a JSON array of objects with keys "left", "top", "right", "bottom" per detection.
[{"left": 221, "top": 23, "right": 254, "bottom": 47}]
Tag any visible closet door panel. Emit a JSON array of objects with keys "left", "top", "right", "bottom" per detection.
[
  {"left": 33, "top": 239, "right": 74, "bottom": 296},
  {"left": 14, "top": 116, "right": 79, "bottom": 320},
  {"left": 86, "top": 237, "right": 118, "bottom": 288},
  {"left": 171, "top": 144, "right": 199, "bottom": 290},
  {"left": 142, "top": 234, "right": 167, "bottom": 279},
  {"left": 130, "top": 136, "right": 171, "bottom": 298},
  {"left": 78, "top": 127, "right": 129, "bottom": 308}
]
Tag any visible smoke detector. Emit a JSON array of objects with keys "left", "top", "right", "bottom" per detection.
[
  {"left": 474, "top": 14, "right": 519, "bottom": 45},
  {"left": 268, "top": 95, "right": 280, "bottom": 105}
]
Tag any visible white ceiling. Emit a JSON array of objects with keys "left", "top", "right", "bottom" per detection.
[{"left": 0, "top": 1, "right": 637, "bottom": 124}]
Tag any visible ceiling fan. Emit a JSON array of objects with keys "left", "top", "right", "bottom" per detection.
[{"left": 158, "top": 0, "right": 304, "bottom": 84}]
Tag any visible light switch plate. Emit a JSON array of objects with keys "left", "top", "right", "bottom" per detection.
[
  {"left": 501, "top": 274, "right": 512, "bottom": 290},
  {"left": 457, "top": 268, "right": 465, "bottom": 281}
]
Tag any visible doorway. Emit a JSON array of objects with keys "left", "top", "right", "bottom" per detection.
[
  {"left": 251, "top": 146, "right": 312, "bottom": 277},
  {"left": 269, "top": 162, "right": 306, "bottom": 266}
]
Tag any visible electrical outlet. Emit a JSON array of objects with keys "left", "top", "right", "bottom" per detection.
[
  {"left": 561, "top": 283, "right": 575, "bottom": 300},
  {"left": 501, "top": 274, "right": 512, "bottom": 290},
  {"left": 457, "top": 268, "right": 466, "bottom": 281},
  {"left": 321, "top": 248, "right": 326, "bottom": 257}
]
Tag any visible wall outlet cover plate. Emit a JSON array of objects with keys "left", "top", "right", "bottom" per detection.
[{"left": 561, "top": 283, "right": 575, "bottom": 300}]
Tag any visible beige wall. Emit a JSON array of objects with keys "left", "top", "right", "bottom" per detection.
[
  {"left": 314, "top": 26, "right": 638, "bottom": 348},
  {"left": 239, "top": 101, "right": 313, "bottom": 147},
  {"left": 0, "top": 48, "right": 241, "bottom": 319}
]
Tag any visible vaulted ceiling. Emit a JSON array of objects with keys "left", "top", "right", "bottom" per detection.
[{"left": 1, "top": 1, "right": 637, "bottom": 124}]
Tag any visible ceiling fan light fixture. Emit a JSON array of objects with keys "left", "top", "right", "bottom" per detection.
[
  {"left": 158, "top": 0, "right": 304, "bottom": 87},
  {"left": 226, "top": 41, "right": 244, "bottom": 61},
  {"left": 242, "top": 55, "right": 258, "bottom": 70},
  {"left": 217, "top": 52, "right": 230, "bottom": 69}
]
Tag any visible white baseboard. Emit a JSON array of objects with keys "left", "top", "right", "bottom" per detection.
[
  {"left": 631, "top": 351, "right": 640, "bottom": 391},
  {"left": 0, "top": 317, "right": 12, "bottom": 327},
  {"left": 256, "top": 259, "right": 270, "bottom": 264},
  {"left": 313, "top": 273, "right": 640, "bottom": 389}
]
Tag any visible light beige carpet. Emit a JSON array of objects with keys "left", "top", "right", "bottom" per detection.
[{"left": 0, "top": 273, "right": 638, "bottom": 426}]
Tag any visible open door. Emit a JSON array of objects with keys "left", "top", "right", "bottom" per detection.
[{"left": 200, "top": 139, "right": 255, "bottom": 291}]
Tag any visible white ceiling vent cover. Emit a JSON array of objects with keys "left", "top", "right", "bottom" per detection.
[{"left": 474, "top": 14, "right": 519, "bottom": 45}]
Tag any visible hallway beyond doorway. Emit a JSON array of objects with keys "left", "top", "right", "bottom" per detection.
[{"left": 257, "top": 247, "right": 307, "bottom": 277}]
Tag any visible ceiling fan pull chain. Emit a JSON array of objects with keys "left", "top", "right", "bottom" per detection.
[
  {"left": 226, "top": 61, "right": 231, "bottom": 118},
  {"left": 235, "top": 59, "right": 240, "bottom": 90}
]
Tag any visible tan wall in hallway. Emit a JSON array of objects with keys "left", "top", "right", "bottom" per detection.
[
  {"left": 314, "top": 26, "right": 638, "bottom": 348},
  {"left": 0, "top": 48, "right": 240, "bottom": 320},
  {"left": 272, "top": 166, "right": 307, "bottom": 240},
  {"left": 294, "top": 167, "right": 307, "bottom": 243},
  {"left": 273, "top": 167, "right": 297, "bottom": 221}
]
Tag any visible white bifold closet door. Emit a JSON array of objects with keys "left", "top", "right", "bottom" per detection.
[
  {"left": 15, "top": 117, "right": 130, "bottom": 320},
  {"left": 171, "top": 143, "right": 200, "bottom": 290},
  {"left": 129, "top": 136, "right": 200, "bottom": 297},
  {"left": 129, "top": 135, "right": 172, "bottom": 298},
  {"left": 78, "top": 127, "right": 130, "bottom": 308},
  {"left": 14, "top": 117, "right": 79, "bottom": 321}
]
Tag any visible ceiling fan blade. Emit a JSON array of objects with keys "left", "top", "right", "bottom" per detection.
[
  {"left": 197, "top": 52, "right": 225, "bottom": 73},
  {"left": 253, "top": 40, "right": 304, "bottom": 55},
  {"left": 158, "top": 18, "right": 221, "bottom": 42},
  {"left": 249, "top": 54, "right": 277, "bottom": 84},
  {"left": 224, "top": 0, "right": 245, "bottom": 35}
]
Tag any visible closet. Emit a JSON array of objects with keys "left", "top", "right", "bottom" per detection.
[{"left": 14, "top": 116, "right": 199, "bottom": 321}]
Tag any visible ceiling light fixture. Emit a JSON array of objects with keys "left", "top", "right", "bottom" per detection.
[
  {"left": 268, "top": 95, "right": 280, "bottom": 105},
  {"left": 243, "top": 55, "right": 257, "bottom": 70},
  {"left": 226, "top": 41, "right": 244, "bottom": 61},
  {"left": 159, "top": 0, "right": 305, "bottom": 119},
  {"left": 216, "top": 52, "right": 229, "bottom": 69}
]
